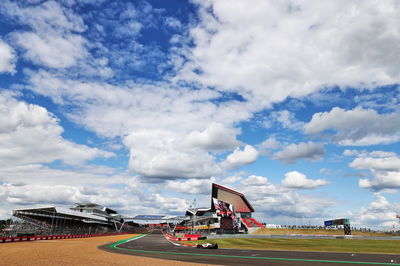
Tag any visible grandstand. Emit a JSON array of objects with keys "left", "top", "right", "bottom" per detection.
[
  {"left": 177, "top": 183, "right": 264, "bottom": 234},
  {"left": 11, "top": 203, "right": 139, "bottom": 237}
]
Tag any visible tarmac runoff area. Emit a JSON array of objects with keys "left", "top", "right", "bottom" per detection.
[{"left": 100, "top": 231, "right": 400, "bottom": 266}]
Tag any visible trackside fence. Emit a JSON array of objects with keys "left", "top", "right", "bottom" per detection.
[{"left": 0, "top": 232, "right": 135, "bottom": 244}]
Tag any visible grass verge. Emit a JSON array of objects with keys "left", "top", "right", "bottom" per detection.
[
  {"left": 253, "top": 228, "right": 400, "bottom": 236},
  {"left": 185, "top": 238, "right": 400, "bottom": 254}
]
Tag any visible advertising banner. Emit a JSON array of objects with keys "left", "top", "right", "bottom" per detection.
[{"left": 212, "top": 197, "right": 238, "bottom": 228}]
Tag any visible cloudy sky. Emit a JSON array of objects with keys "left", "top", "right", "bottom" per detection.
[{"left": 0, "top": 0, "right": 399, "bottom": 229}]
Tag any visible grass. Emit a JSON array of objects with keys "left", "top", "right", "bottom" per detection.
[
  {"left": 253, "top": 228, "right": 400, "bottom": 236},
  {"left": 185, "top": 238, "right": 400, "bottom": 254}
]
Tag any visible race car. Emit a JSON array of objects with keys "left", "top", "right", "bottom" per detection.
[{"left": 195, "top": 242, "right": 218, "bottom": 249}]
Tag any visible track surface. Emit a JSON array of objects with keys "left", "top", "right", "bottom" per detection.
[{"left": 100, "top": 231, "right": 400, "bottom": 266}]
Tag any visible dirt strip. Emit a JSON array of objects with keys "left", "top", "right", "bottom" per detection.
[{"left": 0, "top": 234, "right": 209, "bottom": 266}]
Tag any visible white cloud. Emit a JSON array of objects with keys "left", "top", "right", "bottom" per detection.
[
  {"left": 165, "top": 17, "right": 182, "bottom": 30},
  {"left": 349, "top": 193, "right": 400, "bottom": 229},
  {"left": 359, "top": 171, "right": 400, "bottom": 191},
  {"left": 240, "top": 175, "right": 269, "bottom": 186},
  {"left": 272, "top": 142, "right": 325, "bottom": 164},
  {"left": 236, "top": 175, "right": 335, "bottom": 219},
  {"left": 177, "top": 0, "right": 400, "bottom": 108},
  {"left": 304, "top": 107, "right": 400, "bottom": 146},
  {"left": 223, "top": 145, "right": 259, "bottom": 169},
  {"left": 4, "top": 0, "right": 88, "bottom": 69},
  {"left": 25, "top": 73, "right": 256, "bottom": 180},
  {"left": 124, "top": 130, "right": 222, "bottom": 179},
  {"left": 281, "top": 171, "right": 330, "bottom": 190},
  {"left": 347, "top": 150, "right": 400, "bottom": 191},
  {"left": 152, "top": 193, "right": 189, "bottom": 214},
  {"left": 221, "top": 174, "right": 243, "bottom": 185},
  {"left": 166, "top": 177, "right": 215, "bottom": 195},
  {"left": 0, "top": 92, "right": 113, "bottom": 166},
  {"left": 0, "top": 39, "right": 16, "bottom": 74},
  {"left": 350, "top": 155, "right": 400, "bottom": 171},
  {"left": 183, "top": 123, "right": 240, "bottom": 151},
  {"left": 2, "top": 1, "right": 86, "bottom": 33},
  {"left": 0, "top": 162, "right": 192, "bottom": 217},
  {"left": 13, "top": 32, "right": 86, "bottom": 69},
  {"left": 258, "top": 137, "right": 281, "bottom": 156},
  {"left": 271, "top": 110, "right": 304, "bottom": 131}
]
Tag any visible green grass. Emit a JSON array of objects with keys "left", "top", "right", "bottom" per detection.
[
  {"left": 186, "top": 238, "right": 400, "bottom": 254},
  {"left": 253, "top": 228, "right": 400, "bottom": 236}
]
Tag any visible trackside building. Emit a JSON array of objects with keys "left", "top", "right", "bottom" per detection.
[
  {"left": 12, "top": 203, "right": 138, "bottom": 236},
  {"left": 180, "top": 183, "right": 264, "bottom": 234}
]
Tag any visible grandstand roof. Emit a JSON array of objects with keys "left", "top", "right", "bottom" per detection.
[
  {"left": 71, "top": 203, "right": 118, "bottom": 214},
  {"left": 13, "top": 206, "right": 108, "bottom": 222},
  {"left": 130, "top": 215, "right": 186, "bottom": 221},
  {"left": 185, "top": 207, "right": 211, "bottom": 217},
  {"left": 211, "top": 183, "right": 254, "bottom": 213},
  {"left": 132, "top": 215, "right": 166, "bottom": 220}
]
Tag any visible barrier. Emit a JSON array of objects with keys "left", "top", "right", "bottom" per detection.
[
  {"left": 163, "top": 231, "right": 205, "bottom": 242},
  {"left": 185, "top": 234, "right": 201, "bottom": 238},
  {"left": 0, "top": 231, "right": 135, "bottom": 244}
]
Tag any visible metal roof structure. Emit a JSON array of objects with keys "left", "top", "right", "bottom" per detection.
[
  {"left": 130, "top": 215, "right": 186, "bottom": 221},
  {"left": 211, "top": 183, "right": 254, "bottom": 213}
]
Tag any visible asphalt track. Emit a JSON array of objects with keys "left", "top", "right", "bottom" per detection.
[{"left": 99, "top": 231, "right": 400, "bottom": 266}]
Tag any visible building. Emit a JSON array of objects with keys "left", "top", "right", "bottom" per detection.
[
  {"left": 12, "top": 203, "right": 137, "bottom": 236},
  {"left": 179, "top": 183, "right": 264, "bottom": 234}
]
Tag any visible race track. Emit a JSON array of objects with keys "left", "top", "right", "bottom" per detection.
[{"left": 99, "top": 231, "right": 400, "bottom": 266}]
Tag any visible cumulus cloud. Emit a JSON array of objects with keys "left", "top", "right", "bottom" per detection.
[
  {"left": 281, "top": 171, "right": 330, "bottom": 189},
  {"left": 222, "top": 145, "right": 259, "bottom": 169},
  {"left": 0, "top": 162, "right": 191, "bottom": 217},
  {"left": 270, "top": 110, "right": 304, "bottom": 131},
  {"left": 346, "top": 150, "right": 400, "bottom": 191},
  {"left": 304, "top": 107, "right": 400, "bottom": 146},
  {"left": 241, "top": 175, "right": 270, "bottom": 186},
  {"left": 221, "top": 174, "right": 243, "bottom": 185},
  {"left": 236, "top": 175, "right": 335, "bottom": 219},
  {"left": 13, "top": 32, "right": 87, "bottom": 69},
  {"left": 166, "top": 177, "right": 215, "bottom": 195},
  {"left": 183, "top": 123, "right": 240, "bottom": 151},
  {"left": 348, "top": 193, "right": 400, "bottom": 229},
  {"left": 124, "top": 130, "right": 223, "bottom": 180},
  {"left": 272, "top": 142, "right": 325, "bottom": 164},
  {"left": 0, "top": 92, "right": 113, "bottom": 166},
  {"left": 26, "top": 72, "right": 256, "bottom": 180},
  {"left": 177, "top": 0, "right": 400, "bottom": 108},
  {"left": 349, "top": 154, "right": 400, "bottom": 171},
  {"left": 0, "top": 39, "right": 16, "bottom": 74},
  {"left": 3, "top": 0, "right": 87, "bottom": 69},
  {"left": 258, "top": 137, "right": 282, "bottom": 156},
  {"left": 359, "top": 171, "right": 400, "bottom": 191}
]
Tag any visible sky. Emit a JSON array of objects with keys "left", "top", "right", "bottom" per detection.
[{"left": 0, "top": 0, "right": 399, "bottom": 230}]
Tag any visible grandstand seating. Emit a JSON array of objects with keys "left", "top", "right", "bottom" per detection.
[
  {"left": 241, "top": 218, "right": 252, "bottom": 228},
  {"left": 249, "top": 218, "right": 265, "bottom": 228},
  {"left": 241, "top": 217, "right": 264, "bottom": 229},
  {"left": 13, "top": 213, "right": 51, "bottom": 230}
]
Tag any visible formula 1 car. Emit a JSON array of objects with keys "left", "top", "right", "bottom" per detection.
[{"left": 195, "top": 243, "right": 218, "bottom": 249}]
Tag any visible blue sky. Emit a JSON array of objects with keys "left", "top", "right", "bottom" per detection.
[{"left": 0, "top": 0, "right": 399, "bottom": 229}]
